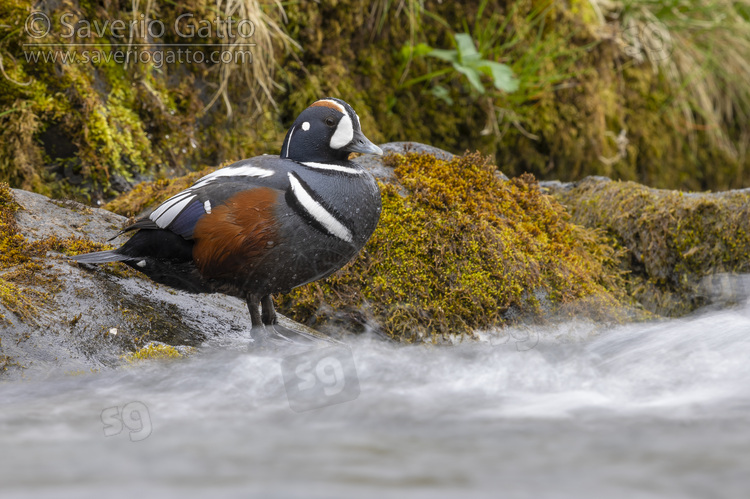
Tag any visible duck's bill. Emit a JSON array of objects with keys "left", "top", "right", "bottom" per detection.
[{"left": 344, "top": 130, "right": 383, "bottom": 156}]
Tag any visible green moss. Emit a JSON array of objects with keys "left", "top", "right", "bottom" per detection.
[
  {"left": 549, "top": 177, "right": 750, "bottom": 316},
  {"left": 277, "top": 151, "right": 628, "bottom": 341},
  {"left": 0, "top": 278, "right": 38, "bottom": 324},
  {"left": 0, "top": 182, "right": 137, "bottom": 321},
  {"left": 0, "top": 337, "right": 22, "bottom": 372},
  {"left": 122, "top": 342, "right": 192, "bottom": 363}
]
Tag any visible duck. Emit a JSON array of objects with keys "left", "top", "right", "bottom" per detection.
[{"left": 73, "top": 98, "right": 382, "bottom": 341}]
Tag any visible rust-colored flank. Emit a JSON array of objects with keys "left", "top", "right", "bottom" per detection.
[{"left": 193, "top": 187, "right": 279, "bottom": 280}]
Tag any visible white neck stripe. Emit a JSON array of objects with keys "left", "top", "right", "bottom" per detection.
[
  {"left": 288, "top": 173, "right": 353, "bottom": 243},
  {"left": 301, "top": 162, "right": 364, "bottom": 175}
]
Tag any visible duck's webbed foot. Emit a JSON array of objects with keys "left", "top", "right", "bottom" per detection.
[
  {"left": 247, "top": 293, "right": 291, "bottom": 351},
  {"left": 247, "top": 293, "right": 338, "bottom": 354}
]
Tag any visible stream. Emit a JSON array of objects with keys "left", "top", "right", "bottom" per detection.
[{"left": 2, "top": 298, "right": 750, "bottom": 498}]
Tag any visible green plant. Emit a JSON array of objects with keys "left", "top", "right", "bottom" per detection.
[
  {"left": 401, "top": 1, "right": 596, "bottom": 139},
  {"left": 405, "top": 32, "right": 519, "bottom": 96}
]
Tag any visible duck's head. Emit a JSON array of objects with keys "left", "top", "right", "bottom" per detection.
[{"left": 281, "top": 98, "right": 383, "bottom": 163}]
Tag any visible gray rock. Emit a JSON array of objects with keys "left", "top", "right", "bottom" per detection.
[{"left": 12, "top": 189, "right": 129, "bottom": 245}]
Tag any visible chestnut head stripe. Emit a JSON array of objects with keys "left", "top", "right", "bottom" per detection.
[{"left": 310, "top": 99, "right": 346, "bottom": 113}]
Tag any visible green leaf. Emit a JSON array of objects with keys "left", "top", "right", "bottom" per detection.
[
  {"left": 479, "top": 61, "right": 520, "bottom": 92},
  {"left": 427, "top": 48, "right": 458, "bottom": 63},
  {"left": 401, "top": 42, "right": 434, "bottom": 60},
  {"left": 454, "top": 33, "right": 481, "bottom": 64},
  {"left": 452, "top": 63, "right": 485, "bottom": 94},
  {"left": 412, "top": 43, "right": 434, "bottom": 57},
  {"left": 430, "top": 85, "right": 454, "bottom": 105}
]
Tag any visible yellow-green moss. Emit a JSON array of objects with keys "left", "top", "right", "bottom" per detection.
[
  {"left": 123, "top": 342, "right": 192, "bottom": 363},
  {"left": 0, "top": 278, "right": 38, "bottom": 323},
  {"left": 0, "top": 182, "right": 135, "bottom": 321},
  {"left": 0, "top": 0, "right": 287, "bottom": 202},
  {"left": 277, "top": 152, "right": 627, "bottom": 341},
  {"left": 550, "top": 177, "right": 750, "bottom": 316}
]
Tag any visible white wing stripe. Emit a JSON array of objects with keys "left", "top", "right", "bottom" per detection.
[
  {"left": 193, "top": 165, "right": 274, "bottom": 188},
  {"left": 153, "top": 195, "right": 195, "bottom": 228},
  {"left": 301, "top": 162, "right": 363, "bottom": 175},
  {"left": 288, "top": 173, "right": 353, "bottom": 243},
  {"left": 149, "top": 165, "right": 275, "bottom": 226},
  {"left": 150, "top": 191, "right": 193, "bottom": 222}
]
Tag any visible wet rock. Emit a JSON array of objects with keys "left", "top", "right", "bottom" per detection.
[{"left": 0, "top": 188, "right": 323, "bottom": 380}]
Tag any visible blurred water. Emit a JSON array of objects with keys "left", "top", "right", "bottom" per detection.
[{"left": 2, "top": 298, "right": 750, "bottom": 498}]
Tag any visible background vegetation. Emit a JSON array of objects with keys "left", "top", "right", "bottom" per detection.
[{"left": 1, "top": 0, "right": 749, "bottom": 203}]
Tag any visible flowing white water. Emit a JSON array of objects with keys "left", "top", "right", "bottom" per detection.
[{"left": 2, "top": 298, "right": 750, "bottom": 498}]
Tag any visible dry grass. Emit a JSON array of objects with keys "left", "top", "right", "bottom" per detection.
[
  {"left": 204, "top": 0, "right": 299, "bottom": 116},
  {"left": 128, "top": 0, "right": 299, "bottom": 116},
  {"left": 591, "top": 0, "right": 750, "bottom": 175}
]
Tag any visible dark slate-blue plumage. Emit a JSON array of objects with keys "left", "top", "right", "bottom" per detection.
[{"left": 73, "top": 98, "right": 382, "bottom": 330}]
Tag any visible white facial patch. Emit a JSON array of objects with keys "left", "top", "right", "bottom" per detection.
[
  {"left": 287, "top": 173, "right": 353, "bottom": 243},
  {"left": 329, "top": 114, "right": 353, "bottom": 150},
  {"left": 301, "top": 121, "right": 310, "bottom": 131}
]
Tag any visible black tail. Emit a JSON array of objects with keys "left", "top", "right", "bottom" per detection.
[
  {"left": 70, "top": 250, "right": 131, "bottom": 264},
  {"left": 70, "top": 230, "right": 208, "bottom": 294}
]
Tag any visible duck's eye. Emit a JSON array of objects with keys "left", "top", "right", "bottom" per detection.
[{"left": 324, "top": 117, "right": 336, "bottom": 127}]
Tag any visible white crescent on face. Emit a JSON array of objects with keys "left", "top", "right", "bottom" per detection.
[{"left": 330, "top": 114, "right": 353, "bottom": 149}]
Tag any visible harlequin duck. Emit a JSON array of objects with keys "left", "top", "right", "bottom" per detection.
[{"left": 73, "top": 98, "right": 382, "bottom": 341}]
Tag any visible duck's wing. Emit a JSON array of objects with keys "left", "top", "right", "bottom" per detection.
[{"left": 121, "top": 157, "right": 293, "bottom": 240}]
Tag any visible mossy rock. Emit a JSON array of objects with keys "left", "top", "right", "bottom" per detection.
[
  {"left": 106, "top": 144, "right": 636, "bottom": 342},
  {"left": 123, "top": 341, "right": 194, "bottom": 363},
  {"left": 546, "top": 177, "right": 750, "bottom": 316},
  {"left": 276, "top": 148, "right": 633, "bottom": 341}
]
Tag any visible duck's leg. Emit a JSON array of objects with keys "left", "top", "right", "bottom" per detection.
[
  {"left": 246, "top": 294, "right": 263, "bottom": 328},
  {"left": 261, "top": 294, "right": 277, "bottom": 325}
]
